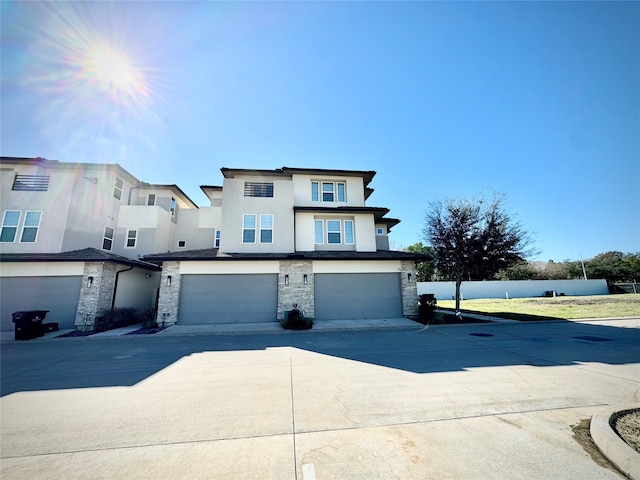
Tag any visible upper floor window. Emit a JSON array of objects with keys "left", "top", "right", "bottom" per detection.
[
  {"left": 376, "top": 227, "right": 384, "bottom": 235},
  {"left": 103, "top": 226, "right": 114, "bottom": 251},
  {"left": 178, "top": 240, "right": 186, "bottom": 248},
  {"left": 242, "top": 214, "right": 273, "bottom": 244},
  {"left": 12, "top": 175, "right": 50, "bottom": 191},
  {"left": 315, "top": 219, "right": 354, "bottom": 245},
  {"left": 260, "top": 214, "right": 273, "bottom": 243},
  {"left": 242, "top": 214, "right": 256, "bottom": 243},
  {"left": 0, "top": 210, "right": 21, "bottom": 243},
  {"left": 170, "top": 197, "right": 176, "bottom": 216},
  {"left": 147, "top": 194, "right": 156, "bottom": 206},
  {"left": 312, "top": 181, "right": 346, "bottom": 203},
  {"left": 113, "top": 177, "right": 123, "bottom": 200},
  {"left": 125, "top": 229, "right": 137, "bottom": 248},
  {"left": 215, "top": 230, "right": 221, "bottom": 248},
  {"left": 244, "top": 182, "right": 274, "bottom": 197},
  {"left": 20, "top": 211, "right": 41, "bottom": 243}
]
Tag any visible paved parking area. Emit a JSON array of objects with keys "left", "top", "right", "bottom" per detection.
[{"left": 1, "top": 318, "right": 639, "bottom": 479}]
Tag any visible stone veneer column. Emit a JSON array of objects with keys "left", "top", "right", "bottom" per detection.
[
  {"left": 400, "top": 260, "right": 419, "bottom": 317},
  {"left": 157, "top": 261, "right": 181, "bottom": 326},
  {"left": 75, "top": 262, "right": 118, "bottom": 331},
  {"left": 277, "top": 260, "right": 314, "bottom": 320}
]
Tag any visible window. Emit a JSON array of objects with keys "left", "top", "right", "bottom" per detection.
[
  {"left": 103, "top": 226, "right": 114, "bottom": 250},
  {"left": 12, "top": 175, "right": 50, "bottom": 191},
  {"left": 314, "top": 220, "right": 324, "bottom": 244},
  {"left": 215, "top": 230, "right": 221, "bottom": 248},
  {"left": 244, "top": 182, "right": 274, "bottom": 197},
  {"left": 178, "top": 240, "right": 186, "bottom": 248},
  {"left": 376, "top": 227, "right": 384, "bottom": 235},
  {"left": 327, "top": 220, "right": 341, "bottom": 244},
  {"left": 113, "top": 177, "right": 123, "bottom": 200},
  {"left": 242, "top": 214, "right": 256, "bottom": 243},
  {"left": 260, "top": 214, "right": 273, "bottom": 243},
  {"left": 170, "top": 197, "right": 176, "bottom": 216},
  {"left": 312, "top": 181, "right": 346, "bottom": 203},
  {"left": 0, "top": 210, "right": 21, "bottom": 243},
  {"left": 322, "top": 182, "right": 334, "bottom": 202},
  {"left": 125, "top": 229, "right": 137, "bottom": 248},
  {"left": 344, "top": 220, "right": 354, "bottom": 244},
  {"left": 20, "top": 211, "right": 41, "bottom": 243},
  {"left": 147, "top": 194, "right": 156, "bottom": 206}
]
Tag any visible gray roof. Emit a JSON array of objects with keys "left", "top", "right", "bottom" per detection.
[
  {"left": 0, "top": 248, "right": 161, "bottom": 270},
  {"left": 142, "top": 249, "right": 427, "bottom": 262}
]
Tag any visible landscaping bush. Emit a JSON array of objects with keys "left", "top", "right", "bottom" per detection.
[
  {"left": 280, "top": 303, "right": 313, "bottom": 330},
  {"left": 94, "top": 308, "right": 137, "bottom": 332},
  {"left": 137, "top": 307, "right": 158, "bottom": 329}
]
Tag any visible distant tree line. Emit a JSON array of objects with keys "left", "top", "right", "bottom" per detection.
[{"left": 406, "top": 245, "right": 640, "bottom": 284}]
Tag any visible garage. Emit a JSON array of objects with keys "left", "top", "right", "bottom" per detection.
[
  {"left": 314, "top": 273, "right": 402, "bottom": 320},
  {"left": 0, "top": 276, "right": 82, "bottom": 331},
  {"left": 178, "top": 274, "right": 278, "bottom": 324}
]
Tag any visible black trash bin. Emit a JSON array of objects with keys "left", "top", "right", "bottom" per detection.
[{"left": 12, "top": 310, "right": 49, "bottom": 340}]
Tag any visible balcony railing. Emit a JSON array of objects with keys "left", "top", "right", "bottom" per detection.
[{"left": 12, "top": 175, "right": 50, "bottom": 191}]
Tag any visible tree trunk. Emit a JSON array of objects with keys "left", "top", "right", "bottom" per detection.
[{"left": 455, "top": 278, "right": 462, "bottom": 317}]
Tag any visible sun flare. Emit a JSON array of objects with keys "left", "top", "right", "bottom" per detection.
[{"left": 84, "top": 45, "right": 148, "bottom": 98}]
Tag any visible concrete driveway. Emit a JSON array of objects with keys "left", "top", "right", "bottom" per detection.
[{"left": 1, "top": 318, "right": 639, "bottom": 479}]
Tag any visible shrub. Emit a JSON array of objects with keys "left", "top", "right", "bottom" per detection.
[
  {"left": 280, "top": 303, "right": 313, "bottom": 330},
  {"left": 94, "top": 308, "right": 137, "bottom": 332},
  {"left": 137, "top": 307, "right": 158, "bottom": 329},
  {"left": 418, "top": 294, "right": 437, "bottom": 324}
]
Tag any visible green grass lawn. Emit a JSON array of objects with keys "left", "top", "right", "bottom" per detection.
[{"left": 437, "top": 294, "right": 640, "bottom": 321}]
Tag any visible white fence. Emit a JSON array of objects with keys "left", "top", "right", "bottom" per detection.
[{"left": 417, "top": 279, "right": 609, "bottom": 300}]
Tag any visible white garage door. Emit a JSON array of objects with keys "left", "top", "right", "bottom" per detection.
[
  {"left": 315, "top": 273, "right": 402, "bottom": 320},
  {"left": 178, "top": 274, "right": 278, "bottom": 324}
]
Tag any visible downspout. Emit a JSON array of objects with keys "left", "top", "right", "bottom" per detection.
[{"left": 111, "top": 265, "right": 134, "bottom": 309}]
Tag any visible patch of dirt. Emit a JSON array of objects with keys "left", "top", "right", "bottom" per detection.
[
  {"left": 613, "top": 409, "right": 640, "bottom": 453},
  {"left": 571, "top": 418, "right": 628, "bottom": 478},
  {"left": 411, "top": 312, "right": 489, "bottom": 326}
]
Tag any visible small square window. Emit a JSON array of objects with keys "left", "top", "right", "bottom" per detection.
[
  {"left": 376, "top": 227, "right": 384, "bottom": 235},
  {"left": 178, "top": 240, "right": 186, "bottom": 248}
]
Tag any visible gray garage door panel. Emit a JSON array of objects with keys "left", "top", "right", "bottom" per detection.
[
  {"left": 179, "top": 274, "right": 278, "bottom": 324},
  {"left": 0, "top": 276, "right": 82, "bottom": 331},
  {"left": 315, "top": 273, "right": 402, "bottom": 320}
]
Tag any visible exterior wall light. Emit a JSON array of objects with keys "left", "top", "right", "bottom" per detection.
[
  {"left": 408, "top": 273, "right": 412, "bottom": 283},
  {"left": 87, "top": 276, "right": 94, "bottom": 288},
  {"left": 303, "top": 274, "right": 308, "bottom": 285},
  {"left": 167, "top": 275, "right": 172, "bottom": 286},
  {"left": 284, "top": 274, "right": 289, "bottom": 286}
]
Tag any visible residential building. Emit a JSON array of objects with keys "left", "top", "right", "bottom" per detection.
[{"left": 0, "top": 157, "right": 423, "bottom": 331}]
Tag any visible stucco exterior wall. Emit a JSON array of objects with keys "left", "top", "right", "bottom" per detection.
[
  {"left": 418, "top": 279, "right": 610, "bottom": 300},
  {"left": 220, "top": 176, "right": 294, "bottom": 253},
  {"left": 113, "top": 269, "right": 160, "bottom": 310}
]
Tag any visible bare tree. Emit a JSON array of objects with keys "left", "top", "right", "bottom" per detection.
[{"left": 423, "top": 194, "right": 534, "bottom": 316}]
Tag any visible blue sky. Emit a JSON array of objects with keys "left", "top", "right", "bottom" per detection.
[{"left": 2, "top": 1, "right": 638, "bottom": 261}]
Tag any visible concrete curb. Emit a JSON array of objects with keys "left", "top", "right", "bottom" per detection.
[{"left": 590, "top": 404, "right": 640, "bottom": 480}]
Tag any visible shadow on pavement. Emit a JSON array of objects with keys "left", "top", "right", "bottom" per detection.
[{"left": 1, "top": 318, "right": 639, "bottom": 396}]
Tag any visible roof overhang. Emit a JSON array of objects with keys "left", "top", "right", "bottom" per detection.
[
  {"left": 143, "top": 249, "right": 428, "bottom": 262},
  {"left": 0, "top": 248, "right": 161, "bottom": 271}
]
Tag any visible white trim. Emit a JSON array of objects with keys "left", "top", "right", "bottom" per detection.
[
  {"left": 0, "top": 210, "right": 21, "bottom": 243},
  {"left": 20, "top": 210, "right": 42, "bottom": 243},
  {"left": 242, "top": 214, "right": 257, "bottom": 243},
  {"left": 313, "top": 260, "right": 402, "bottom": 274},
  {"left": 125, "top": 229, "right": 137, "bottom": 248},
  {"left": 180, "top": 260, "right": 280, "bottom": 274},
  {"left": 259, "top": 214, "right": 273, "bottom": 244},
  {"left": 1, "top": 262, "right": 84, "bottom": 277},
  {"left": 103, "top": 226, "right": 115, "bottom": 251}
]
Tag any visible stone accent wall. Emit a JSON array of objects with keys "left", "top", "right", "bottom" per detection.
[
  {"left": 157, "top": 261, "right": 181, "bottom": 326},
  {"left": 75, "top": 262, "right": 118, "bottom": 331},
  {"left": 400, "top": 260, "right": 418, "bottom": 317},
  {"left": 277, "top": 260, "right": 314, "bottom": 319}
]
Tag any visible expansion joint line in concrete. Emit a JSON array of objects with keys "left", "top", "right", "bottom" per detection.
[
  {"left": 292, "top": 402, "right": 610, "bottom": 437},
  {"left": 288, "top": 332, "right": 298, "bottom": 480}
]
